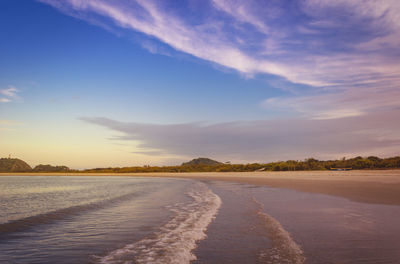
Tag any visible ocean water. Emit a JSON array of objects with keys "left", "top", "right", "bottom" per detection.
[
  {"left": 1, "top": 176, "right": 400, "bottom": 263},
  {"left": 0, "top": 176, "right": 220, "bottom": 264}
]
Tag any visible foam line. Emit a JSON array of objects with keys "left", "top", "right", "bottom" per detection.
[
  {"left": 97, "top": 182, "right": 221, "bottom": 264},
  {"left": 252, "top": 198, "right": 306, "bottom": 264}
]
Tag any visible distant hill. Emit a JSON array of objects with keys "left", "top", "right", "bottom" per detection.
[
  {"left": 182, "top": 157, "right": 222, "bottom": 166},
  {"left": 0, "top": 158, "right": 32, "bottom": 172},
  {"left": 33, "top": 164, "right": 70, "bottom": 172}
]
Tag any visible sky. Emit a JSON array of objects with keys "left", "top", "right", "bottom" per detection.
[{"left": 1, "top": 0, "right": 400, "bottom": 169}]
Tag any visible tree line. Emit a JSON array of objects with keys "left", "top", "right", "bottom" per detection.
[{"left": 82, "top": 156, "right": 400, "bottom": 173}]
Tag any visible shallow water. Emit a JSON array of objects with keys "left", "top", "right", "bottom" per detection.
[
  {"left": 0, "top": 176, "right": 219, "bottom": 264},
  {"left": 1, "top": 175, "right": 400, "bottom": 263}
]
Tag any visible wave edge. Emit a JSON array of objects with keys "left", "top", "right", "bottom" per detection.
[
  {"left": 97, "top": 181, "right": 222, "bottom": 264},
  {"left": 252, "top": 197, "right": 305, "bottom": 264}
]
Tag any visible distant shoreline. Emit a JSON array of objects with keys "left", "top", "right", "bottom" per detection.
[
  {"left": 2, "top": 170, "right": 400, "bottom": 206},
  {"left": 1, "top": 168, "right": 400, "bottom": 176}
]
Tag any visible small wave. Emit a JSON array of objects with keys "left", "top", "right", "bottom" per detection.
[
  {"left": 0, "top": 192, "right": 140, "bottom": 236},
  {"left": 96, "top": 182, "right": 221, "bottom": 264},
  {"left": 252, "top": 198, "right": 305, "bottom": 264}
]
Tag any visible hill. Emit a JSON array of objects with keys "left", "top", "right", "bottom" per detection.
[
  {"left": 181, "top": 157, "right": 222, "bottom": 166},
  {"left": 0, "top": 158, "right": 32, "bottom": 172},
  {"left": 33, "top": 164, "right": 70, "bottom": 172}
]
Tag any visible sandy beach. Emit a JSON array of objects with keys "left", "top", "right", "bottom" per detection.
[{"left": 3, "top": 170, "right": 400, "bottom": 206}]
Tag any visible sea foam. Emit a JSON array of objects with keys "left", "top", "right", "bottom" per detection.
[
  {"left": 97, "top": 181, "right": 221, "bottom": 264},
  {"left": 253, "top": 198, "right": 305, "bottom": 264}
]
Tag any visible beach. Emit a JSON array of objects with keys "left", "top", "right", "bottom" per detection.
[
  {"left": 171, "top": 170, "right": 400, "bottom": 206},
  {"left": 3, "top": 170, "right": 400, "bottom": 205},
  {"left": 2, "top": 171, "right": 400, "bottom": 263}
]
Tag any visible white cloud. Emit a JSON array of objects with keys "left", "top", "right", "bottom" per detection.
[
  {"left": 211, "top": 0, "right": 269, "bottom": 33},
  {"left": 39, "top": 0, "right": 400, "bottom": 119},
  {"left": 302, "top": 0, "right": 400, "bottom": 52},
  {"left": 0, "top": 86, "right": 20, "bottom": 103},
  {"left": 37, "top": 0, "right": 325, "bottom": 86},
  {"left": 0, "top": 98, "right": 11, "bottom": 103},
  {"left": 0, "top": 86, "right": 18, "bottom": 97},
  {"left": 262, "top": 81, "right": 400, "bottom": 120}
]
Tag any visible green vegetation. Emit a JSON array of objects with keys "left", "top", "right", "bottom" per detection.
[
  {"left": 83, "top": 156, "right": 400, "bottom": 173},
  {"left": 33, "top": 164, "right": 70, "bottom": 172},
  {"left": 1, "top": 156, "right": 400, "bottom": 173}
]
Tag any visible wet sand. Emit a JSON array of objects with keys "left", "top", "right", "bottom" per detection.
[
  {"left": 181, "top": 170, "right": 400, "bottom": 206},
  {"left": 199, "top": 181, "right": 400, "bottom": 264},
  {"left": 2, "top": 170, "right": 400, "bottom": 205},
  {"left": 175, "top": 170, "right": 400, "bottom": 206}
]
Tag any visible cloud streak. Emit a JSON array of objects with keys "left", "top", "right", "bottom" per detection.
[
  {"left": 0, "top": 86, "right": 20, "bottom": 103},
  {"left": 39, "top": 0, "right": 400, "bottom": 119},
  {"left": 38, "top": 0, "right": 293, "bottom": 82},
  {"left": 81, "top": 111, "right": 400, "bottom": 162},
  {"left": 262, "top": 81, "right": 400, "bottom": 120}
]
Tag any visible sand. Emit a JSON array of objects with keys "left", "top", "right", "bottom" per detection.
[{"left": 2, "top": 170, "right": 400, "bottom": 205}]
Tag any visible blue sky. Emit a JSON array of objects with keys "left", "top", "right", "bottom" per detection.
[{"left": 1, "top": 0, "right": 400, "bottom": 168}]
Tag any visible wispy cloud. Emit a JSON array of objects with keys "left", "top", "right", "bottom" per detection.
[
  {"left": 81, "top": 112, "right": 400, "bottom": 162},
  {"left": 262, "top": 82, "right": 400, "bottom": 119},
  {"left": 39, "top": 0, "right": 400, "bottom": 119},
  {"left": 35, "top": 0, "right": 326, "bottom": 85},
  {"left": 0, "top": 86, "right": 18, "bottom": 97},
  {"left": 211, "top": 0, "right": 270, "bottom": 34},
  {"left": 0, "top": 98, "right": 11, "bottom": 103},
  {"left": 0, "top": 86, "right": 20, "bottom": 103}
]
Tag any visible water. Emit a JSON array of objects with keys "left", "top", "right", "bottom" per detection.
[
  {"left": 0, "top": 176, "right": 220, "bottom": 264},
  {"left": 1, "top": 176, "right": 400, "bottom": 263}
]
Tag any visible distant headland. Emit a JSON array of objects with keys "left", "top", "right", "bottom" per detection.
[
  {"left": 0, "top": 158, "right": 70, "bottom": 173},
  {"left": 1, "top": 156, "right": 400, "bottom": 173}
]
